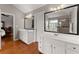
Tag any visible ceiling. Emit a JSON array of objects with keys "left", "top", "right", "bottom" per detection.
[{"left": 13, "top": 4, "right": 46, "bottom": 13}]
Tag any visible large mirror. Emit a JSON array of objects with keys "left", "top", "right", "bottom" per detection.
[
  {"left": 44, "top": 5, "right": 79, "bottom": 34},
  {"left": 24, "top": 16, "right": 34, "bottom": 29}
]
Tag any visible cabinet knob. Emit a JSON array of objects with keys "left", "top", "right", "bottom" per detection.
[
  {"left": 54, "top": 46, "right": 56, "bottom": 48},
  {"left": 54, "top": 34, "right": 58, "bottom": 36},
  {"left": 73, "top": 47, "right": 76, "bottom": 49}
]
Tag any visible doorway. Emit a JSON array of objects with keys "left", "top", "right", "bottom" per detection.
[{"left": 1, "top": 12, "right": 15, "bottom": 49}]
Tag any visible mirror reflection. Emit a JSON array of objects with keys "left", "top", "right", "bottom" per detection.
[
  {"left": 45, "top": 6, "right": 78, "bottom": 34},
  {"left": 24, "top": 16, "right": 34, "bottom": 29}
]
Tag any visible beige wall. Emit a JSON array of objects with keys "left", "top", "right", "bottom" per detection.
[{"left": 0, "top": 4, "right": 24, "bottom": 39}]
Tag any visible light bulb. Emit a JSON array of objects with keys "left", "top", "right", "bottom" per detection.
[
  {"left": 50, "top": 8, "right": 54, "bottom": 11},
  {"left": 60, "top": 5, "right": 64, "bottom": 8},
  {"left": 53, "top": 8, "right": 57, "bottom": 11},
  {"left": 57, "top": 6, "right": 61, "bottom": 10}
]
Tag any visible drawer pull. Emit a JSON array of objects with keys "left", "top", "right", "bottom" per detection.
[
  {"left": 54, "top": 46, "right": 56, "bottom": 48},
  {"left": 73, "top": 47, "right": 76, "bottom": 49}
]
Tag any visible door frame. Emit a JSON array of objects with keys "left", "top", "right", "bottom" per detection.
[{"left": 1, "top": 12, "right": 15, "bottom": 41}]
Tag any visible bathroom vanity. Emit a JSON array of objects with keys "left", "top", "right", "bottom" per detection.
[
  {"left": 19, "top": 29, "right": 34, "bottom": 44},
  {"left": 19, "top": 4, "right": 79, "bottom": 54},
  {"left": 19, "top": 16, "right": 35, "bottom": 44}
]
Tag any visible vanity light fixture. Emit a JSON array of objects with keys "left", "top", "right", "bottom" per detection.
[
  {"left": 50, "top": 8, "right": 57, "bottom": 11},
  {"left": 57, "top": 6, "right": 61, "bottom": 10},
  {"left": 50, "top": 4, "right": 64, "bottom": 11}
]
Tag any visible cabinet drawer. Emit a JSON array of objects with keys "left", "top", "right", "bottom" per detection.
[
  {"left": 66, "top": 43, "right": 79, "bottom": 53},
  {"left": 66, "top": 50, "right": 79, "bottom": 54}
]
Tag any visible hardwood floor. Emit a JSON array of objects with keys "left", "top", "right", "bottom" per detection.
[{"left": 0, "top": 36, "right": 40, "bottom": 54}]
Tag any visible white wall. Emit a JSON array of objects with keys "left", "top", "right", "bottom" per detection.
[{"left": 0, "top": 4, "right": 24, "bottom": 39}]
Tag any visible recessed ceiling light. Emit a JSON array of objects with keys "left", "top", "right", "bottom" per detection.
[{"left": 25, "top": 14, "right": 32, "bottom": 19}]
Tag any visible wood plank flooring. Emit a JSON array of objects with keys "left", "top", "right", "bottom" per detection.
[{"left": 0, "top": 36, "right": 40, "bottom": 54}]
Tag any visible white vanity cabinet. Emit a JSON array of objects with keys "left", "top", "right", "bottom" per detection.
[
  {"left": 38, "top": 35, "right": 66, "bottom": 54},
  {"left": 34, "top": 11, "right": 46, "bottom": 53},
  {"left": 19, "top": 29, "right": 28, "bottom": 43},
  {"left": 52, "top": 40, "right": 66, "bottom": 54},
  {"left": 19, "top": 29, "right": 34, "bottom": 44},
  {"left": 66, "top": 49, "right": 79, "bottom": 54},
  {"left": 39, "top": 35, "right": 79, "bottom": 54},
  {"left": 38, "top": 35, "right": 52, "bottom": 54},
  {"left": 42, "top": 37, "right": 52, "bottom": 54},
  {"left": 42, "top": 38, "right": 66, "bottom": 54},
  {"left": 66, "top": 43, "right": 79, "bottom": 54}
]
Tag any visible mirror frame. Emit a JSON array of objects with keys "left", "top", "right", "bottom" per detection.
[
  {"left": 44, "top": 4, "right": 79, "bottom": 35},
  {"left": 24, "top": 16, "right": 34, "bottom": 29}
]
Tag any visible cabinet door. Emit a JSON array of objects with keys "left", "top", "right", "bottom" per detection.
[
  {"left": 43, "top": 37, "right": 52, "bottom": 54},
  {"left": 28, "top": 30, "right": 34, "bottom": 44},
  {"left": 19, "top": 30, "right": 28, "bottom": 44},
  {"left": 35, "top": 11, "right": 45, "bottom": 42},
  {"left": 66, "top": 50, "right": 79, "bottom": 54},
  {"left": 66, "top": 43, "right": 79, "bottom": 54},
  {"left": 53, "top": 40, "right": 66, "bottom": 54},
  {"left": 38, "top": 35, "right": 52, "bottom": 54},
  {"left": 38, "top": 36, "right": 44, "bottom": 53}
]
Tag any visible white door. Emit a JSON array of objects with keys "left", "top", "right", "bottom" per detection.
[
  {"left": 35, "top": 11, "right": 45, "bottom": 42},
  {"left": 66, "top": 43, "right": 79, "bottom": 54},
  {"left": 34, "top": 11, "right": 45, "bottom": 52},
  {"left": 0, "top": 9, "right": 1, "bottom": 49},
  {"left": 28, "top": 30, "right": 34, "bottom": 44},
  {"left": 53, "top": 40, "right": 66, "bottom": 54}
]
